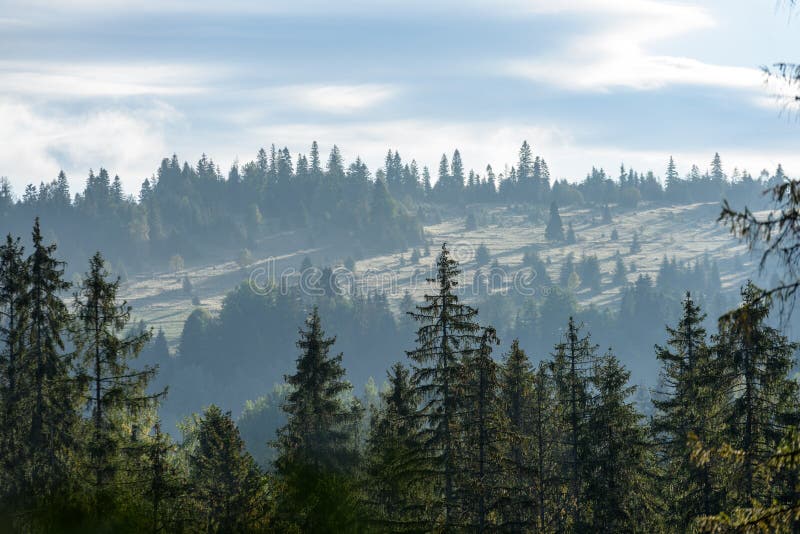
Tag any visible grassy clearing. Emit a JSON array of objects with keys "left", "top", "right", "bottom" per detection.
[{"left": 121, "top": 202, "right": 755, "bottom": 349}]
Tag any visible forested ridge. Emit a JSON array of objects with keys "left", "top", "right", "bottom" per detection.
[
  {"left": 2, "top": 212, "right": 800, "bottom": 531},
  {"left": 0, "top": 142, "right": 781, "bottom": 277}
]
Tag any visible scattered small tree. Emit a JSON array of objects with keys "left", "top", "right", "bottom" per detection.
[
  {"left": 630, "top": 232, "right": 641, "bottom": 254},
  {"left": 475, "top": 244, "right": 490, "bottom": 267},
  {"left": 545, "top": 202, "right": 564, "bottom": 242}
]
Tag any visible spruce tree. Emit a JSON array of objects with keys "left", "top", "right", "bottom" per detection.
[
  {"left": 26, "top": 218, "right": 80, "bottom": 505},
  {"left": 189, "top": 405, "right": 266, "bottom": 533},
  {"left": 530, "top": 361, "right": 562, "bottom": 531},
  {"left": 630, "top": 231, "right": 641, "bottom": 254},
  {"left": 612, "top": 253, "right": 627, "bottom": 286},
  {"left": 276, "top": 306, "right": 359, "bottom": 472},
  {"left": 566, "top": 222, "right": 577, "bottom": 244},
  {"left": 144, "top": 421, "right": 188, "bottom": 533},
  {"left": 498, "top": 340, "right": 535, "bottom": 532},
  {"left": 275, "top": 308, "right": 363, "bottom": 532},
  {"left": 458, "top": 327, "right": 504, "bottom": 533},
  {"left": 73, "top": 251, "right": 162, "bottom": 495},
  {"left": 585, "top": 352, "right": 659, "bottom": 532},
  {"left": 0, "top": 235, "right": 29, "bottom": 507},
  {"left": 364, "top": 362, "right": 424, "bottom": 531},
  {"left": 715, "top": 282, "right": 800, "bottom": 505},
  {"left": 405, "top": 243, "right": 482, "bottom": 529},
  {"left": 651, "top": 293, "right": 723, "bottom": 529},
  {"left": 549, "top": 317, "right": 597, "bottom": 529},
  {"left": 545, "top": 202, "right": 564, "bottom": 241}
]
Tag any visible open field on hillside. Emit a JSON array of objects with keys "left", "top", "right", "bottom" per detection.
[{"left": 121, "top": 202, "right": 757, "bottom": 348}]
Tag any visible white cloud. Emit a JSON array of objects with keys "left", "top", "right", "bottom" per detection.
[
  {"left": 507, "top": 55, "right": 762, "bottom": 92},
  {"left": 501, "top": 0, "right": 766, "bottom": 93},
  {"left": 0, "top": 0, "right": 715, "bottom": 19},
  {"left": 0, "top": 61, "right": 218, "bottom": 98},
  {"left": 257, "top": 84, "right": 398, "bottom": 114},
  {"left": 0, "top": 98, "right": 177, "bottom": 194}
]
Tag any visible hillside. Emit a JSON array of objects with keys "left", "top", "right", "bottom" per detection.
[{"left": 122, "top": 201, "right": 757, "bottom": 348}]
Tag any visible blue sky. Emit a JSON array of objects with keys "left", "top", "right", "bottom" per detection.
[{"left": 1, "top": 0, "right": 800, "bottom": 194}]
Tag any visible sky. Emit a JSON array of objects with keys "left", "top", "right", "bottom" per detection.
[{"left": 1, "top": 0, "right": 800, "bottom": 195}]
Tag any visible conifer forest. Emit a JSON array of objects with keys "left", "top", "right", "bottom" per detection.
[{"left": 5, "top": 0, "right": 800, "bottom": 532}]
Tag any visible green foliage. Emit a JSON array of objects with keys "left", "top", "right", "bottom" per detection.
[
  {"left": 189, "top": 405, "right": 269, "bottom": 532},
  {"left": 364, "top": 363, "right": 426, "bottom": 531},
  {"left": 276, "top": 307, "right": 361, "bottom": 473},
  {"left": 405, "top": 243, "right": 483, "bottom": 529},
  {"left": 274, "top": 308, "right": 364, "bottom": 531},
  {"left": 651, "top": 293, "right": 725, "bottom": 529},
  {"left": 3, "top": 213, "right": 800, "bottom": 533},
  {"left": 238, "top": 385, "right": 290, "bottom": 468},
  {"left": 577, "top": 253, "right": 601, "bottom": 291},
  {"left": 714, "top": 282, "right": 800, "bottom": 507},
  {"left": 73, "top": 252, "right": 162, "bottom": 506}
]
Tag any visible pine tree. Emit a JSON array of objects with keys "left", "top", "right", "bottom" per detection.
[
  {"left": 364, "top": 362, "right": 424, "bottom": 531},
  {"left": 530, "top": 361, "right": 562, "bottom": 531},
  {"left": 711, "top": 152, "right": 724, "bottom": 183},
  {"left": 651, "top": 293, "right": 723, "bottom": 529},
  {"left": 459, "top": 327, "right": 504, "bottom": 532},
  {"left": 73, "top": 252, "right": 163, "bottom": 496},
  {"left": 275, "top": 308, "right": 364, "bottom": 532},
  {"left": 309, "top": 141, "right": 322, "bottom": 178},
  {"left": 0, "top": 235, "right": 29, "bottom": 507},
  {"left": 451, "top": 150, "right": 465, "bottom": 193},
  {"left": 545, "top": 202, "right": 564, "bottom": 241},
  {"left": 550, "top": 317, "right": 598, "bottom": 529},
  {"left": 630, "top": 231, "right": 641, "bottom": 254},
  {"left": 435, "top": 154, "right": 450, "bottom": 200},
  {"left": 276, "top": 307, "right": 360, "bottom": 472},
  {"left": 612, "top": 253, "right": 627, "bottom": 286},
  {"left": 666, "top": 156, "right": 680, "bottom": 194},
  {"left": 405, "top": 243, "right": 482, "bottom": 529},
  {"left": 26, "top": 218, "right": 80, "bottom": 504},
  {"left": 585, "top": 352, "right": 659, "bottom": 532},
  {"left": 715, "top": 282, "right": 800, "bottom": 505},
  {"left": 189, "top": 405, "right": 266, "bottom": 533},
  {"left": 422, "top": 167, "right": 432, "bottom": 197},
  {"left": 498, "top": 340, "right": 536, "bottom": 532}
]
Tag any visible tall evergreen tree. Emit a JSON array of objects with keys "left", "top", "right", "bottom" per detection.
[
  {"left": 585, "top": 352, "right": 659, "bottom": 532},
  {"left": 73, "top": 252, "right": 162, "bottom": 496},
  {"left": 530, "top": 361, "right": 562, "bottom": 531},
  {"left": 364, "top": 362, "right": 424, "bottom": 531},
  {"left": 498, "top": 340, "right": 536, "bottom": 532},
  {"left": 459, "top": 327, "right": 504, "bottom": 533},
  {"left": 276, "top": 306, "right": 359, "bottom": 472},
  {"left": 189, "top": 405, "right": 266, "bottom": 533},
  {"left": 406, "top": 243, "right": 482, "bottom": 529},
  {"left": 275, "top": 308, "right": 364, "bottom": 532},
  {"left": 0, "top": 235, "right": 29, "bottom": 507},
  {"left": 550, "top": 317, "right": 597, "bottom": 529},
  {"left": 26, "top": 218, "right": 80, "bottom": 505},
  {"left": 651, "top": 293, "right": 723, "bottom": 530},
  {"left": 715, "top": 282, "right": 800, "bottom": 505}
]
